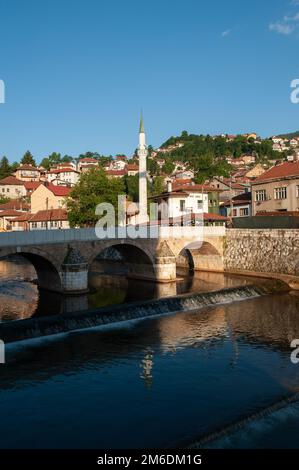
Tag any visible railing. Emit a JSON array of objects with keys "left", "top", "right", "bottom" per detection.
[{"left": 0, "top": 226, "right": 226, "bottom": 248}]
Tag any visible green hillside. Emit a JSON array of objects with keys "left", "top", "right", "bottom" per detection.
[{"left": 277, "top": 130, "right": 299, "bottom": 139}]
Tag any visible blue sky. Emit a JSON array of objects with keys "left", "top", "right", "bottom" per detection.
[{"left": 0, "top": 0, "right": 299, "bottom": 162}]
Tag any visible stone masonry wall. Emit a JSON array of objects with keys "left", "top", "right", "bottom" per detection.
[{"left": 224, "top": 229, "right": 299, "bottom": 276}]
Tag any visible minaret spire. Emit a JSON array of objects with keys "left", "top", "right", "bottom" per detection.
[
  {"left": 139, "top": 110, "right": 145, "bottom": 134},
  {"left": 137, "top": 111, "right": 148, "bottom": 224}
]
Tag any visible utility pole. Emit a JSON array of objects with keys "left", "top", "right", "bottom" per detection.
[{"left": 46, "top": 197, "right": 49, "bottom": 230}]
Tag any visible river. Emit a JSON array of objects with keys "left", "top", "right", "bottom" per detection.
[{"left": 0, "top": 255, "right": 299, "bottom": 448}]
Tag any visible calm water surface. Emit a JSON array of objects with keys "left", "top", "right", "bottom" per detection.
[
  {"left": 0, "top": 256, "right": 299, "bottom": 448},
  {"left": 0, "top": 255, "right": 264, "bottom": 321}
]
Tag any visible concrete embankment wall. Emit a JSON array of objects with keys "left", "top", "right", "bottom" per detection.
[{"left": 0, "top": 280, "right": 289, "bottom": 343}]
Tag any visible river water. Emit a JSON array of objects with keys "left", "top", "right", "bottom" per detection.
[{"left": 0, "top": 256, "right": 299, "bottom": 448}]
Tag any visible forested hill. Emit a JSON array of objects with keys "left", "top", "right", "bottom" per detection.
[
  {"left": 277, "top": 130, "right": 299, "bottom": 139},
  {"left": 156, "top": 131, "right": 284, "bottom": 183},
  {"left": 160, "top": 131, "right": 280, "bottom": 160}
]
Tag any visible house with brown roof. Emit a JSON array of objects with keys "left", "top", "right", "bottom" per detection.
[
  {"left": 106, "top": 169, "right": 127, "bottom": 179},
  {"left": 24, "top": 181, "right": 42, "bottom": 196},
  {"left": 127, "top": 164, "right": 139, "bottom": 176},
  {"left": 30, "top": 183, "right": 71, "bottom": 213},
  {"left": 0, "top": 176, "right": 26, "bottom": 199},
  {"left": 77, "top": 157, "right": 99, "bottom": 172},
  {"left": 251, "top": 161, "right": 299, "bottom": 215},
  {"left": 0, "top": 199, "right": 30, "bottom": 212},
  {"left": 221, "top": 192, "right": 252, "bottom": 218},
  {"left": 46, "top": 167, "right": 80, "bottom": 186},
  {"left": 209, "top": 177, "right": 249, "bottom": 202},
  {"left": 0, "top": 209, "right": 27, "bottom": 230},
  {"left": 14, "top": 164, "right": 41, "bottom": 182},
  {"left": 28, "top": 209, "right": 69, "bottom": 230},
  {"left": 6, "top": 212, "right": 32, "bottom": 231}
]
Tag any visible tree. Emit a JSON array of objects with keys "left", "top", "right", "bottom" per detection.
[
  {"left": 162, "top": 159, "right": 175, "bottom": 175},
  {"left": 61, "top": 155, "right": 73, "bottom": 163},
  {"left": 0, "top": 156, "right": 11, "bottom": 179},
  {"left": 147, "top": 158, "right": 160, "bottom": 177},
  {"left": 48, "top": 152, "right": 61, "bottom": 166},
  {"left": 66, "top": 168, "right": 125, "bottom": 227},
  {"left": 124, "top": 174, "right": 139, "bottom": 202},
  {"left": 149, "top": 176, "right": 165, "bottom": 197},
  {"left": 40, "top": 158, "right": 51, "bottom": 170},
  {"left": 21, "top": 151, "right": 36, "bottom": 166}
]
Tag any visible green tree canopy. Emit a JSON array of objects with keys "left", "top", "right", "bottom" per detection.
[
  {"left": 147, "top": 158, "right": 160, "bottom": 177},
  {"left": 21, "top": 151, "right": 36, "bottom": 166},
  {"left": 66, "top": 168, "right": 125, "bottom": 227},
  {"left": 162, "top": 159, "right": 175, "bottom": 175},
  {"left": 0, "top": 156, "right": 11, "bottom": 179},
  {"left": 124, "top": 174, "right": 139, "bottom": 202}
]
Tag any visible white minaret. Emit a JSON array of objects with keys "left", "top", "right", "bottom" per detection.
[{"left": 138, "top": 112, "right": 149, "bottom": 224}]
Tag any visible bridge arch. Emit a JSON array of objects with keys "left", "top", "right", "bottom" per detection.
[
  {"left": 0, "top": 248, "right": 63, "bottom": 292},
  {"left": 176, "top": 241, "right": 224, "bottom": 273},
  {"left": 89, "top": 242, "right": 156, "bottom": 281}
]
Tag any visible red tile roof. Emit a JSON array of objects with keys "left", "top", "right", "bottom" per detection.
[
  {"left": 17, "top": 164, "right": 39, "bottom": 171},
  {"left": 79, "top": 158, "right": 98, "bottom": 163},
  {"left": 0, "top": 176, "right": 25, "bottom": 186},
  {"left": 203, "top": 212, "right": 228, "bottom": 221},
  {"left": 173, "top": 178, "right": 192, "bottom": 185},
  {"left": 24, "top": 181, "right": 42, "bottom": 191},
  {"left": 106, "top": 169, "right": 127, "bottom": 176},
  {"left": 48, "top": 168, "right": 79, "bottom": 174},
  {"left": 172, "top": 184, "right": 222, "bottom": 193},
  {"left": 29, "top": 209, "right": 68, "bottom": 222},
  {"left": 0, "top": 200, "right": 30, "bottom": 211},
  {"left": 7, "top": 213, "right": 32, "bottom": 223},
  {"left": 0, "top": 209, "right": 25, "bottom": 217},
  {"left": 127, "top": 164, "right": 139, "bottom": 171},
  {"left": 45, "top": 183, "right": 71, "bottom": 196},
  {"left": 253, "top": 161, "right": 299, "bottom": 183}
]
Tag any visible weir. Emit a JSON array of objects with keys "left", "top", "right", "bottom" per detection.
[{"left": 0, "top": 280, "right": 289, "bottom": 343}]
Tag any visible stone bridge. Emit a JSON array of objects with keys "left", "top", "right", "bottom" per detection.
[
  {"left": 1, "top": 227, "right": 298, "bottom": 294},
  {"left": 0, "top": 226, "right": 226, "bottom": 293}
]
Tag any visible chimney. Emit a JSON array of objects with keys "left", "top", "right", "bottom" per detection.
[{"left": 167, "top": 180, "right": 172, "bottom": 192}]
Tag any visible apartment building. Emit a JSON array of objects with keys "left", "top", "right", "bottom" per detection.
[{"left": 251, "top": 161, "right": 299, "bottom": 215}]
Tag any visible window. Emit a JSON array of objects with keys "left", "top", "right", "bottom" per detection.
[
  {"left": 180, "top": 200, "right": 185, "bottom": 211},
  {"left": 233, "top": 209, "right": 237, "bottom": 217},
  {"left": 197, "top": 199, "right": 203, "bottom": 209},
  {"left": 240, "top": 207, "right": 249, "bottom": 216},
  {"left": 274, "top": 187, "right": 287, "bottom": 200},
  {"left": 31, "top": 222, "right": 37, "bottom": 229},
  {"left": 255, "top": 190, "right": 266, "bottom": 202},
  {"left": 41, "top": 221, "right": 47, "bottom": 228},
  {"left": 296, "top": 185, "right": 299, "bottom": 198}
]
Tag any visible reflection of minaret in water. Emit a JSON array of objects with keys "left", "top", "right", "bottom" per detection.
[
  {"left": 137, "top": 112, "right": 149, "bottom": 224},
  {"left": 140, "top": 348, "right": 154, "bottom": 388}
]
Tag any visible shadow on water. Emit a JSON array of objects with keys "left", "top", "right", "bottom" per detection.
[{"left": 0, "top": 255, "right": 267, "bottom": 322}]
